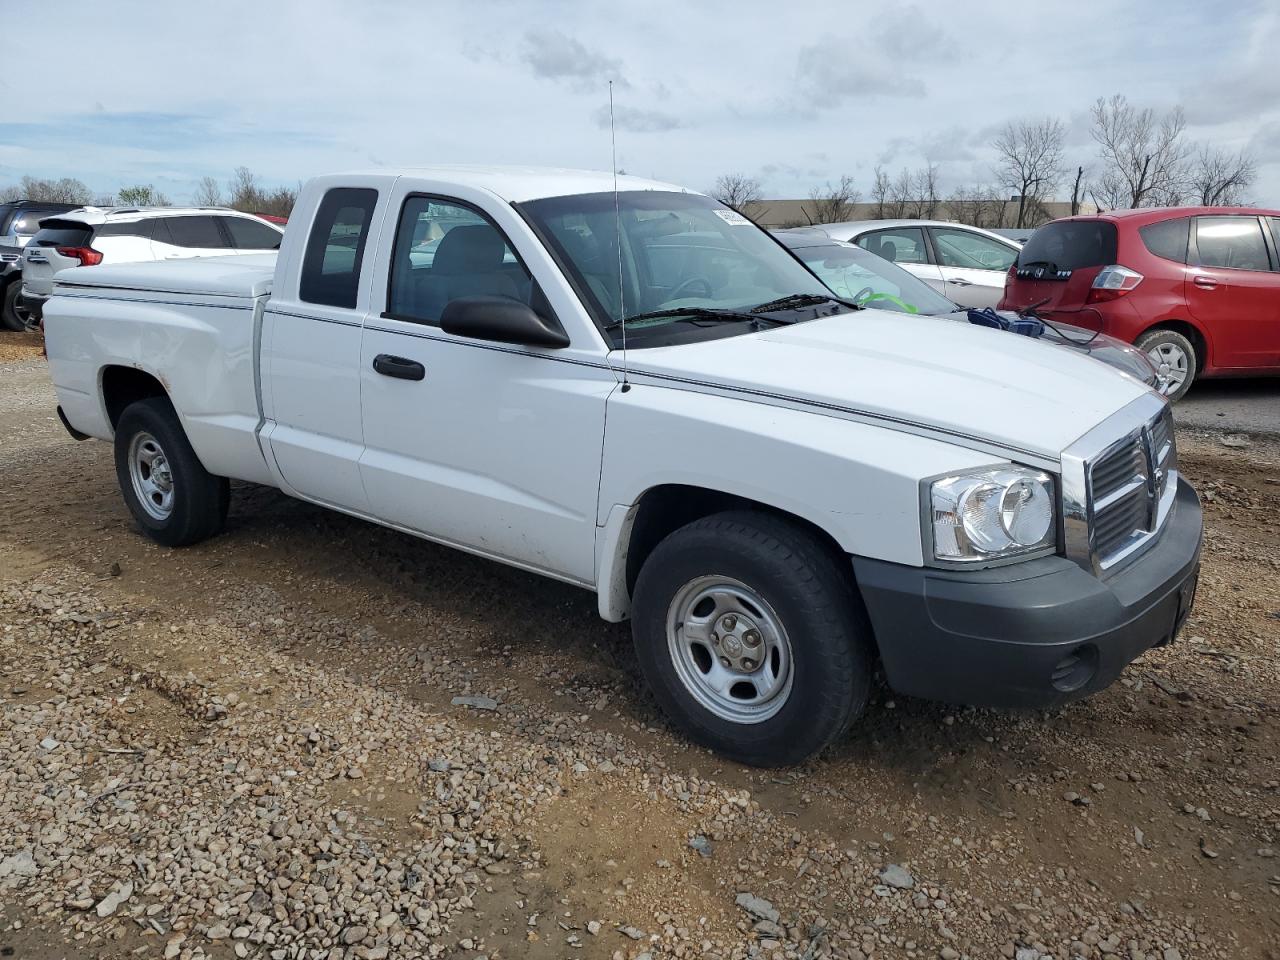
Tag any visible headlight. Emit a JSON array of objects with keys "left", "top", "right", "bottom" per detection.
[{"left": 928, "top": 467, "right": 1055, "bottom": 562}]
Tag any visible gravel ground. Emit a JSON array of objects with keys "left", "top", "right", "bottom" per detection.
[{"left": 1, "top": 337, "right": 1278, "bottom": 960}]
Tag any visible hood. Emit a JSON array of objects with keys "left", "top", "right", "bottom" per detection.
[
  {"left": 937, "top": 309, "right": 1159, "bottom": 389},
  {"left": 623, "top": 310, "right": 1154, "bottom": 461}
]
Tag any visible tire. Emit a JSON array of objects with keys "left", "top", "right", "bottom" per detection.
[
  {"left": 1, "top": 281, "right": 27, "bottom": 332},
  {"left": 631, "top": 510, "right": 873, "bottom": 767},
  {"left": 1136, "top": 328, "right": 1197, "bottom": 402},
  {"left": 113, "top": 397, "right": 229, "bottom": 546}
]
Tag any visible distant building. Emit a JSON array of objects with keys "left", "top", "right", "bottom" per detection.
[{"left": 740, "top": 198, "right": 1099, "bottom": 230}]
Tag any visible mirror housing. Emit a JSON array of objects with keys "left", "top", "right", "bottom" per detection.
[{"left": 440, "top": 296, "right": 570, "bottom": 349}]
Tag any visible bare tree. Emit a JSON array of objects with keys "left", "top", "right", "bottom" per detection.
[
  {"left": 0, "top": 184, "right": 21, "bottom": 203},
  {"left": 807, "top": 175, "right": 861, "bottom": 224},
  {"left": 228, "top": 166, "right": 262, "bottom": 211},
  {"left": 887, "top": 168, "right": 912, "bottom": 218},
  {"left": 14, "top": 175, "right": 92, "bottom": 204},
  {"left": 1090, "top": 94, "right": 1188, "bottom": 208},
  {"left": 1069, "top": 165, "right": 1087, "bottom": 216},
  {"left": 870, "top": 165, "right": 891, "bottom": 219},
  {"left": 193, "top": 176, "right": 223, "bottom": 207},
  {"left": 994, "top": 118, "right": 1065, "bottom": 228},
  {"left": 1188, "top": 145, "right": 1256, "bottom": 206},
  {"left": 945, "top": 184, "right": 1005, "bottom": 229},
  {"left": 908, "top": 164, "right": 941, "bottom": 219},
  {"left": 710, "top": 173, "right": 763, "bottom": 213},
  {"left": 117, "top": 184, "right": 171, "bottom": 207}
]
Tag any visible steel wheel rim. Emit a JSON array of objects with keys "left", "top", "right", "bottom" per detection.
[
  {"left": 666, "top": 575, "right": 794, "bottom": 724},
  {"left": 1147, "top": 342, "right": 1189, "bottom": 393},
  {"left": 128, "top": 432, "right": 175, "bottom": 521}
]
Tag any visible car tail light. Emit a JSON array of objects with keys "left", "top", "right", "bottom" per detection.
[
  {"left": 55, "top": 246, "right": 103, "bottom": 266},
  {"left": 1087, "top": 265, "right": 1143, "bottom": 303}
]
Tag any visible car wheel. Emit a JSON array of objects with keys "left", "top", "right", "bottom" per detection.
[
  {"left": 1137, "top": 329, "right": 1196, "bottom": 402},
  {"left": 113, "top": 397, "right": 230, "bottom": 547},
  {"left": 631, "top": 510, "right": 873, "bottom": 767},
  {"left": 1, "top": 282, "right": 27, "bottom": 332}
]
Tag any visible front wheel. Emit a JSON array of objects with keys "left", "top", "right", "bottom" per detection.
[
  {"left": 631, "top": 511, "right": 873, "bottom": 766},
  {"left": 113, "top": 398, "right": 229, "bottom": 546},
  {"left": 1, "top": 282, "right": 28, "bottom": 332},
  {"left": 1137, "top": 328, "right": 1197, "bottom": 402}
]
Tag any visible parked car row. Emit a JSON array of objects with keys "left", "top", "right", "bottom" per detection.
[
  {"left": 0, "top": 202, "right": 283, "bottom": 329},
  {"left": 810, "top": 206, "right": 1280, "bottom": 401}
]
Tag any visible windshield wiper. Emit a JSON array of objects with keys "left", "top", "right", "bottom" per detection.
[
  {"left": 750, "top": 292, "right": 864, "bottom": 314},
  {"left": 603, "top": 307, "right": 781, "bottom": 331}
]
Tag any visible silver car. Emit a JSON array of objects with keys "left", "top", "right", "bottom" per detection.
[{"left": 787, "top": 219, "right": 1021, "bottom": 309}]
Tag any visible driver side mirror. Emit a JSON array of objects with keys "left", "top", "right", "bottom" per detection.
[{"left": 440, "top": 296, "right": 570, "bottom": 349}]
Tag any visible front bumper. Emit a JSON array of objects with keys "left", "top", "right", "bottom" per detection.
[{"left": 853, "top": 480, "right": 1202, "bottom": 709}]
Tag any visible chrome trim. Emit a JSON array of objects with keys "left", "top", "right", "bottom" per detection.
[{"left": 1061, "top": 392, "right": 1174, "bottom": 576}]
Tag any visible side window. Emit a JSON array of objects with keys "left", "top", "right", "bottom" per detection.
[
  {"left": 300, "top": 188, "right": 378, "bottom": 308},
  {"left": 1195, "top": 217, "right": 1271, "bottom": 272},
  {"left": 94, "top": 220, "right": 154, "bottom": 240},
  {"left": 1139, "top": 217, "right": 1189, "bottom": 263},
  {"left": 386, "top": 196, "right": 533, "bottom": 325},
  {"left": 162, "top": 216, "right": 229, "bottom": 249},
  {"left": 1270, "top": 219, "right": 1280, "bottom": 261},
  {"left": 930, "top": 227, "right": 1018, "bottom": 271},
  {"left": 856, "top": 227, "right": 929, "bottom": 265},
  {"left": 222, "top": 216, "right": 283, "bottom": 250}
]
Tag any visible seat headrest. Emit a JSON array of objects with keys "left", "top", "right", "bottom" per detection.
[
  {"left": 881, "top": 239, "right": 897, "bottom": 262},
  {"left": 433, "top": 224, "right": 506, "bottom": 275}
]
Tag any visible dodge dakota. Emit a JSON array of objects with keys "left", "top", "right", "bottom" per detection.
[{"left": 43, "top": 167, "right": 1202, "bottom": 765}]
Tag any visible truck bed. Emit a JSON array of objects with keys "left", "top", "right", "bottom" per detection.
[{"left": 43, "top": 255, "right": 279, "bottom": 486}]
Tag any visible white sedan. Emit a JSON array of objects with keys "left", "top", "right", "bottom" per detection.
[{"left": 789, "top": 219, "right": 1021, "bottom": 309}]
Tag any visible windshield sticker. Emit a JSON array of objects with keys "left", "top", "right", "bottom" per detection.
[{"left": 713, "top": 209, "right": 752, "bottom": 225}]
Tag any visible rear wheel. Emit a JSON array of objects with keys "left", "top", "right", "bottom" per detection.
[
  {"left": 631, "top": 511, "right": 873, "bottom": 767},
  {"left": 113, "top": 398, "right": 229, "bottom": 546},
  {"left": 1, "top": 282, "right": 27, "bottom": 332},
  {"left": 1137, "top": 328, "right": 1196, "bottom": 401}
]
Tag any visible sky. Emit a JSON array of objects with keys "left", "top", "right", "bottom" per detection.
[{"left": 1, "top": 0, "right": 1278, "bottom": 206}]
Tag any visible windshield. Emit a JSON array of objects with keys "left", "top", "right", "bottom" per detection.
[
  {"left": 790, "top": 241, "right": 956, "bottom": 315},
  {"left": 518, "top": 191, "right": 836, "bottom": 347}
]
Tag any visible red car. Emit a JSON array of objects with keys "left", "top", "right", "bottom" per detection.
[{"left": 999, "top": 207, "right": 1280, "bottom": 400}]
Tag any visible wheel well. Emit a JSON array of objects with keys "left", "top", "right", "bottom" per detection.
[
  {"left": 1141, "top": 320, "right": 1207, "bottom": 374},
  {"left": 101, "top": 366, "right": 168, "bottom": 429},
  {"left": 624, "top": 484, "right": 851, "bottom": 597}
]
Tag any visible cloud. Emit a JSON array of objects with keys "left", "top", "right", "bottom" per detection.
[
  {"left": 591, "top": 104, "right": 683, "bottom": 133},
  {"left": 522, "top": 30, "right": 627, "bottom": 92},
  {"left": 794, "top": 38, "right": 927, "bottom": 107},
  {"left": 871, "top": 4, "right": 948, "bottom": 58}
]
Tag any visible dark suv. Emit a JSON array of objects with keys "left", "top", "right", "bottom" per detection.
[{"left": 1, "top": 200, "right": 81, "bottom": 330}]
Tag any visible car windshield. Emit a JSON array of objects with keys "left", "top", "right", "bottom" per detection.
[
  {"left": 788, "top": 240, "right": 957, "bottom": 315},
  {"left": 518, "top": 191, "right": 840, "bottom": 347}
]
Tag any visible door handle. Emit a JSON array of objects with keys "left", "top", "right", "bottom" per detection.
[
  {"left": 372, "top": 353, "right": 426, "bottom": 381},
  {"left": 946, "top": 277, "right": 972, "bottom": 286},
  {"left": 1192, "top": 276, "right": 1218, "bottom": 290}
]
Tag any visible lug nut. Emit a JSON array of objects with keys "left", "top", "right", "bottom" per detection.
[
  {"left": 719, "top": 657, "right": 731, "bottom": 668},
  {"left": 742, "top": 658, "right": 756, "bottom": 671},
  {"left": 711, "top": 633, "right": 720, "bottom": 645},
  {"left": 743, "top": 630, "right": 760, "bottom": 646},
  {"left": 723, "top": 615, "right": 737, "bottom": 630}
]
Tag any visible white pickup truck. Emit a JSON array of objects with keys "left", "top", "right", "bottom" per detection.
[{"left": 43, "top": 167, "right": 1202, "bottom": 766}]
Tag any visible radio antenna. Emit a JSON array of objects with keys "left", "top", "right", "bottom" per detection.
[{"left": 609, "top": 80, "right": 630, "bottom": 391}]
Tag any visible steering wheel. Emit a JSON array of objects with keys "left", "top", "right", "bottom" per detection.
[
  {"left": 669, "top": 276, "right": 714, "bottom": 300},
  {"left": 849, "top": 286, "right": 876, "bottom": 303}
]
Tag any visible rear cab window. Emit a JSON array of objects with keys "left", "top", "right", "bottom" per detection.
[
  {"left": 1016, "top": 220, "right": 1118, "bottom": 273},
  {"left": 1138, "top": 217, "right": 1189, "bottom": 263},
  {"left": 300, "top": 188, "right": 379, "bottom": 308}
]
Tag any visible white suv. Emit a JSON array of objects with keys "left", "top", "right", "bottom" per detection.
[{"left": 20, "top": 207, "right": 283, "bottom": 323}]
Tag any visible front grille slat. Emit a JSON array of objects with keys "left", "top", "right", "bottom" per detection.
[{"left": 1085, "top": 407, "right": 1178, "bottom": 571}]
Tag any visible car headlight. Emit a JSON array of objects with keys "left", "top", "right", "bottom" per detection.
[{"left": 928, "top": 467, "right": 1056, "bottom": 562}]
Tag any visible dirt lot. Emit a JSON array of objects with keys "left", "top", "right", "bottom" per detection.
[{"left": 1, "top": 337, "right": 1277, "bottom": 960}]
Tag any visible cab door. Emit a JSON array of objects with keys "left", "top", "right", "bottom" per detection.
[
  {"left": 355, "top": 185, "right": 613, "bottom": 584},
  {"left": 260, "top": 183, "right": 387, "bottom": 512},
  {"left": 1186, "top": 215, "right": 1280, "bottom": 370}
]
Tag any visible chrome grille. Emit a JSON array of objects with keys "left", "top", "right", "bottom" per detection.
[{"left": 1061, "top": 395, "right": 1179, "bottom": 576}]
